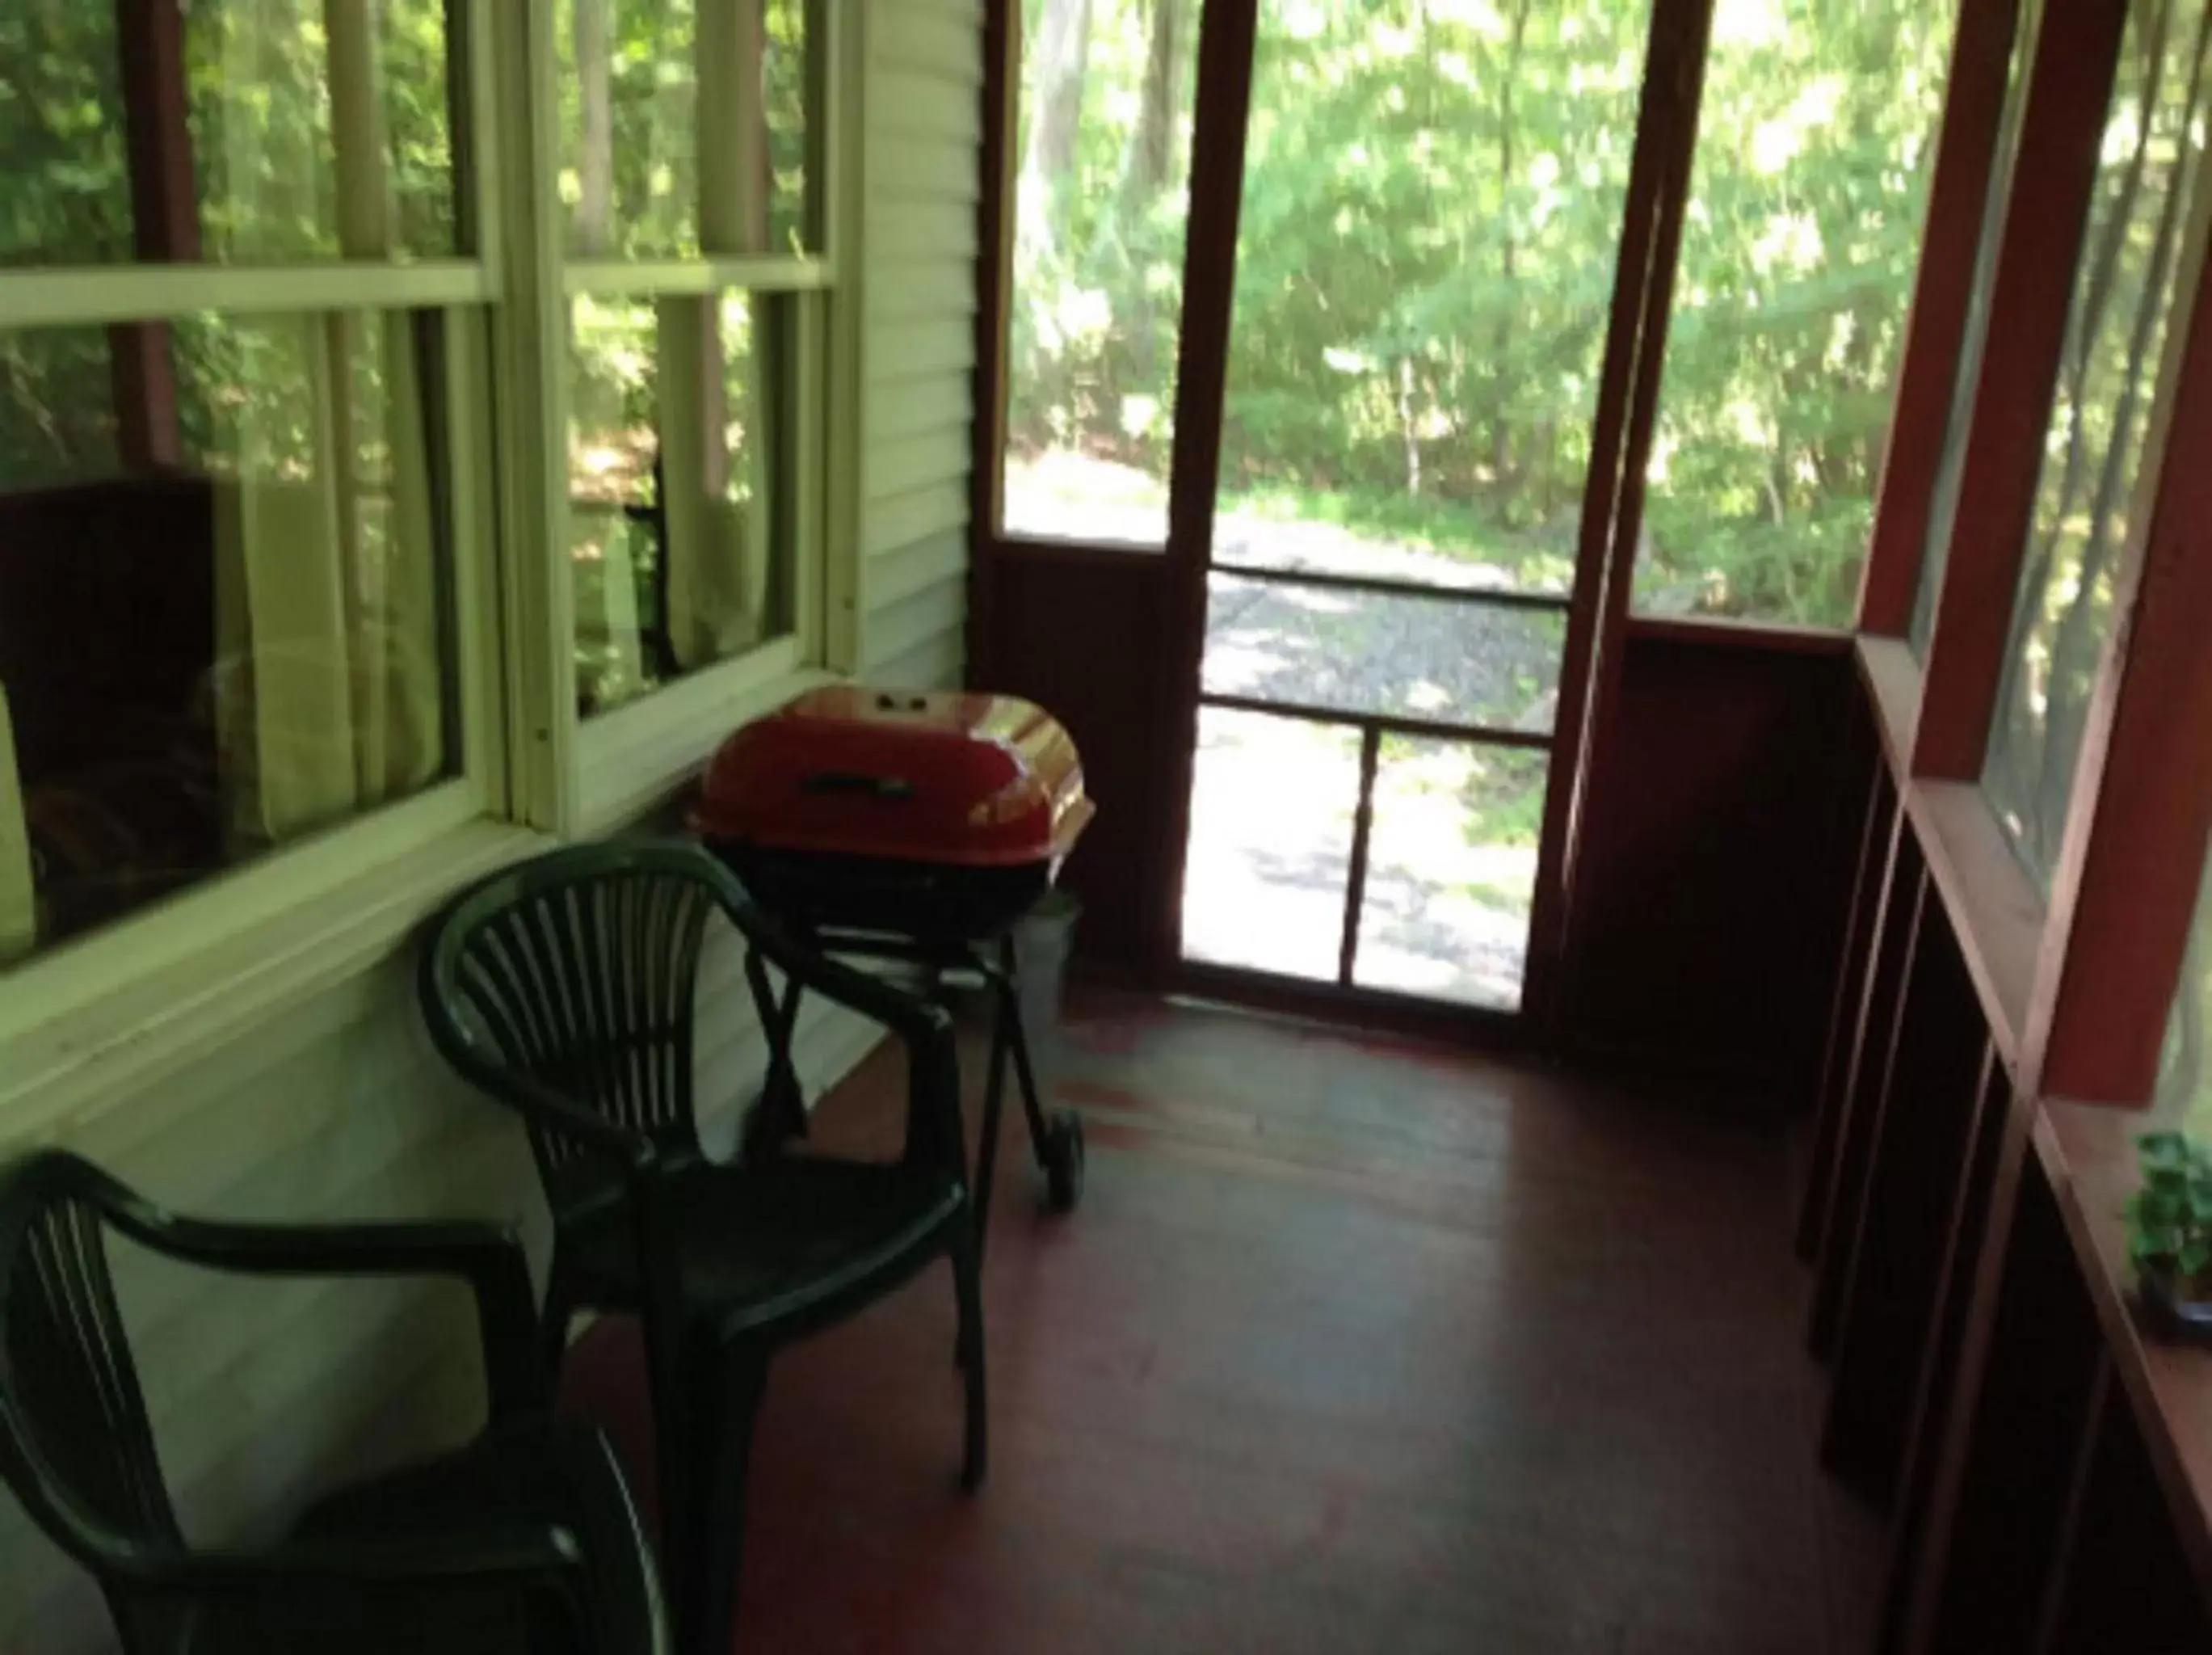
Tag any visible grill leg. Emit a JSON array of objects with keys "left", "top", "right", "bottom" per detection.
[
  {"left": 973, "top": 985, "right": 1011, "bottom": 1257},
  {"left": 996, "top": 936, "right": 1054, "bottom": 1163},
  {"left": 995, "top": 937, "right": 1083, "bottom": 1213}
]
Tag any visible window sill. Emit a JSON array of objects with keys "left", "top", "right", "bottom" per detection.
[
  {"left": 576, "top": 641, "right": 834, "bottom": 835},
  {"left": 0, "top": 806, "right": 551, "bottom": 1137},
  {"left": 1906, "top": 777, "right": 2043, "bottom": 1075},
  {"left": 1856, "top": 633, "right": 1924, "bottom": 779}
]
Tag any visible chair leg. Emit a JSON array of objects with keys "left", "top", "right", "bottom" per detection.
[
  {"left": 679, "top": 1347, "right": 771, "bottom": 1655},
  {"left": 539, "top": 1257, "right": 577, "bottom": 1377},
  {"left": 641, "top": 1309, "right": 693, "bottom": 1580},
  {"left": 951, "top": 1224, "right": 988, "bottom": 1493}
]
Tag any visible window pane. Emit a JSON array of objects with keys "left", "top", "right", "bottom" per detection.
[
  {"left": 2, "top": 0, "right": 460, "bottom": 265},
  {"left": 1203, "top": 573, "right": 1564, "bottom": 735},
  {"left": 568, "top": 293, "right": 788, "bottom": 718},
  {"left": 190, "top": 0, "right": 459, "bottom": 259},
  {"left": 562, "top": 0, "right": 701, "bottom": 259},
  {"left": 1214, "top": 0, "right": 1651, "bottom": 598},
  {"left": 2159, "top": 829, "right": 2212, "bottom": 1135},
  {"left": 1638, "top": 0, "right": 1958, "bottom": 625},
  {"left": 1354, "top": 739, "right": 1547, "bottom": 1012},
  {"left": 1983, "top": 0, "right": 2212, "bottom": 890},
  {"left": 1182, "top": 706, "right": 1358, "bottom": 980},
  {"left": 560, "top": 0, "right": 810, "bottom": 259},
  {"left": 0, "top": 7, "right": 132, "bottom": 264},
  {"left": 764, "top": 0, "right": 813, "bottom": 255},
  {"left": 0, "top": 310, "right": 458, "bottom": 963},
  {"left": 1910, "top": 0, "right": 2045, "bottom": 663},
  {"left": 1001, "top": 0, "right": 1200, "bottom": 546}
]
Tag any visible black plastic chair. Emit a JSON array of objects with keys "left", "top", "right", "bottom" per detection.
[
  {"left": 0, "top": 1149, "right": 665, "bottom": 1655},
  {"left": 416, "top": 840, "right": 984, "bottom": 1655}
]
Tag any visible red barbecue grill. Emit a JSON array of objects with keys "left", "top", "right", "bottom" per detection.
[{"left": 693, "top": 686, "right": 1095, "bottom": 1219}]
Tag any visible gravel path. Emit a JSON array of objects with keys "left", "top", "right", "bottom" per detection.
[{"left": 1008, "top": 454, "right": 1566, "bottom": 734}]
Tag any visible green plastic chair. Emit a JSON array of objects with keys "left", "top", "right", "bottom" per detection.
[
  {"left": 0, "top": 1148, "right": 666, "bottom": 1655},
  {"left": 416, "top": 840, "right": 983, "bottom": 1655}
]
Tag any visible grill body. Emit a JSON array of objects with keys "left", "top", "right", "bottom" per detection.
[{"left": 694, "top": 687, "right": 1094, "bottom": 941}]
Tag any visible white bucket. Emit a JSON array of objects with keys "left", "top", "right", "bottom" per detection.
[{"left": 1012, "top": 889, "right": 1082, "bottom": 1068}]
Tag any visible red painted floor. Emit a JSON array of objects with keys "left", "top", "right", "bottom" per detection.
[{"left": 561, "top": 992, "right": 1881, "bottom": 1653}]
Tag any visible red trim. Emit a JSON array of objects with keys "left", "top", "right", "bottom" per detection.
[
  {"left": 1539, "top": 0, "right": 1716, "bottom": 1027},
  {"left": 1913, "top": 0, "right": 2129, "bottom": 779},
  {"left": 1150, "top": 0, "right": 1263, "bottom": 975},
  {"left": 1859, "top": 0, "right": 2027, "bottom": 636},
  {"left": 2027, "top": 220, "right": 2212, "bottom": 1103}
]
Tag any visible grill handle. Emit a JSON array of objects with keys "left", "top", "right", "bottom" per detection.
[{"left": 801, "top": 771, "right": 915, "bottom": 801}]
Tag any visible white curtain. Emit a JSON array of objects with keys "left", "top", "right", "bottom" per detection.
[
  {"left": 661, "top": 295, "right": 774, "bottom": 670},
  {"left": 662, "top": 0, "right": 776, "bottom": 675},
  {"left": 210, "top": 0, "right": 444, "bottom": 849},
  {"left": 0, "top": 684, "right": 34, "bottom": 962},
  {"left": 212, "top": 315, "right": 443, "bottom": 850}
]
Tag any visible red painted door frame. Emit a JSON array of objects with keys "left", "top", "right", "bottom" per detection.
[{"left": 965, "top": 0, "right": 1733, "bottom": 1045}]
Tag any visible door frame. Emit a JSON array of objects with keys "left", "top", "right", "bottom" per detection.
[{"left": 969, "top": 0, "right": 1719, "bottom": 1042}]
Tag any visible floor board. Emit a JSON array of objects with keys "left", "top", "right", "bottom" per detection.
[{"left": 561, "top": 992, "right": 1879, "bottom": 1653}]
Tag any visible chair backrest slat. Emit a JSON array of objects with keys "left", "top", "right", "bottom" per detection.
[
  {"left": 420, "top": 844, "right": 731, "bottom": 1204},
  {"left": 0, "top": 1155, "right": 183, "bottom": 1564}
]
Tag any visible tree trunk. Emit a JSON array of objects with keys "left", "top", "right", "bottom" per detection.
[
  {"left": 1023, "top": 0, "right": 1093, "bottom": 191},
  {"left": 1121, "top": 0, "right": 1183, "bottom": 384},
  {"left": 1129, "top": 0, "right": 1180, "bottom": 201},
  {"left": 1399, "top": 356, "right": 1422, "bottom": 497},
  {"left": 575, "top": 0, "right": 613, "bottom": 255},
  {"left": 1491, "top": 0, "right": 1530, "bottom": 510}
]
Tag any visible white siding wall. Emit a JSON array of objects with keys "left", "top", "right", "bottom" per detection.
[
  {"left": 0, "top": 2, "right": 981, "bottom": 1644},
  {"left": 862, "top": 0, "right": 982, "bottom": 692}
]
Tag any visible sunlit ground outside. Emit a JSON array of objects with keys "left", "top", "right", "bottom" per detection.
[
  {"left": 1182, "top": 709, "right": 1357, "bottom": 982},
  {"left": 1202, "top": 571, "right": 1561, "bottom": 732},
  {"left": 1004, "top": 453, "right": 1575, "bottom": 594},
  {"left": 1181, "top": 710, "right": 1541, "bottom": 1009},
  {"left": 1356, "top": 739, "right": 1544, "bottom": 1011}
]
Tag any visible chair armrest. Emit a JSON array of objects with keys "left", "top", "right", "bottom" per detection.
[
  {"left": 720, "top": 892, "right": 970, "bottom": 1176},
  {"left": 126, "top": 1524, "right": 587, "bottom": 1594},
  {"left": 102, "top": 1203, "right": 547, "bottom": 1418},
  {"left": 121, "top": 1524, "right": 603, "bottom": 1646},
  {"left": 482, "top": 1065, "right": 668, "bottom": 1177},
  {"left": 711, "top": 886, "right": 955, "bottom": 1049}
]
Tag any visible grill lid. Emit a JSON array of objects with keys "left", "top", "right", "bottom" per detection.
[{"left": 693, "top": 686, "right": 1095, "bottom": 869}]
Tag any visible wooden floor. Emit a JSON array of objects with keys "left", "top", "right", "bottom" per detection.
[{"left": 562, "top": 992, "right": 1882, "bottom": 1653}]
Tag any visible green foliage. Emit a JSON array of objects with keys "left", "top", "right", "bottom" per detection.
[
  {"left": 2126, "top": 1131, "right": 2212, "bottom": 1293},
  {"left": 0, "top": 0, "right": 468, "bottom": 488},
  {"left": 554, "top": 0, "right": 814, "bottom": 259},
  {"left": 1983, "top": 0, "right": 2212, "bottom": 887},
  {"left": 1010, "top": 0, "right": 1956, "bottom": 624},
  {"left": 0, "top": 2, "right": 131, "bottom": 265}
]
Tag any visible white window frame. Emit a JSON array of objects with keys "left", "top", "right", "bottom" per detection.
[
  {"left": 0, "top": 0, "right": 873, "bottom": 1118},
  {"left": 496, "top": 0, "right": 864, "bottom": 837}
]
